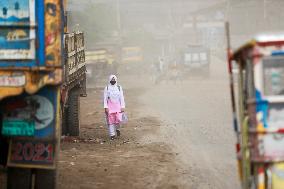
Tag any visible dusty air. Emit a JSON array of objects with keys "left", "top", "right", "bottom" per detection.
[{"left": 0, "top": 0, "right": 284, "bottom": 189}]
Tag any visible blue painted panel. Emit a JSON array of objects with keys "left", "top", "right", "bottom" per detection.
[
  {"left": 1, "top": 86, "right": 59, "bottom": 139},
  {"left": 0, "top": 0, "right": 34, "bottom": 55},
  {"left": 37, "top": 0, "right": 45, "bottom": 66},
  {"left": 256, "top": 90, "right": 269, "bottom": 128},
  {"left": 0, "top": 38, "right": 30, "bottom": 49},
  {"left": 0, "top": 0, "right": 46, "bottom": 67},
  {"left": 272, "top": 51, "right": 284, "bottom": 56},
  {"left": 0, "top": 60, "right": 37, "bottom": 67},
  {"left": 33, "top": 86, "right": 58, "bottom": 138}
]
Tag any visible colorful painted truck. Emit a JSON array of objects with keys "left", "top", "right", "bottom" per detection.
[
  {"left": 227, "top": 32, "right": 284, "bottom": 189},
  {"left": 0, "top": 0, "right": 86, "bottom": 188}
]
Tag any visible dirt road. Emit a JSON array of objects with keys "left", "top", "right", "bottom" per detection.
[
  {"left": 138, "top": 62, "right": 240, "bottom": 188},
  {"left": 58, "top": 56, "right": 240, "bottom": 189},
  {"left": 58, "top": 87, "right": 183, "bottom": 189}
]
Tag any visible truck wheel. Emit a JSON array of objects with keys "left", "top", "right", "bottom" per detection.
[
  {"left": 35, "top": 169, "right": 57, "bottom": 189},
  {"left": 67, "top": 89, "right": 80, "bottom": 136},
  {"left": 7, "top": 168, "right": 32, "bottom": 189}
]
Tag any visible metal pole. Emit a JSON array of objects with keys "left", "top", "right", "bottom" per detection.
[
  {"left": 226, "top": 21, "right": 243, "bottom": 187},
  {"left": 225, "top": 22, "right": 241, "bottom": 177},
  {"left": 225, "top": 21, "right": 238, "bottom": 133}
]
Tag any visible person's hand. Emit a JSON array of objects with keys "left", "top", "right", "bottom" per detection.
[
  {"left": 121, "top": 108, "right": 125, "bottom": 112},
  {"left": 105, "top": 108, "right": 109, "bottom": 114}
]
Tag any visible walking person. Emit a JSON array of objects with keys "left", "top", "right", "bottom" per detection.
[{"left": 104, "top": 75, "right": 126, "bottom": 140}]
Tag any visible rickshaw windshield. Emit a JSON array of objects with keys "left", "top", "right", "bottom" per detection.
[{"left": 263, "top": 56, "right": 284, "bottom": 96}]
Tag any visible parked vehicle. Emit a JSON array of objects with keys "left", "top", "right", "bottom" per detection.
[
  {"left": 227, "top": 33, "right": 284, "bottom": 189},
  {"left": 61, "top": 31, "right": 86, "bottom": 136},
  {"left": 85, "top": 49, "right": 115, "bottom": 87},
  {"left": 0, "top": 1, "right": 86, "bottom": 188},
  {"left": 121, "top": 46, "right": 143, "bottom": 64},
  {"left": 182, "top": 45, "right": 210, "bottom": 76},
  {"left": 120, "top": 46, "right": 143, "bottom": 74}
]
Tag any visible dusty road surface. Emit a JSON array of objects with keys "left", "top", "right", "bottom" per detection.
[
  {"left": 58, "top": 56, "right": 240, "bottom": 189},
  {"left": 58, "top": 87, "right": 182, "bottom": 189}
]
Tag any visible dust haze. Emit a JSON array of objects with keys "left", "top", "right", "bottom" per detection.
[{"left": 58, "top": 1, "right": 284, "bottom": 188}]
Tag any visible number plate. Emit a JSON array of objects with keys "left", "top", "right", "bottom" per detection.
[
  {"left": 2, "top": 120, "right": 34, "bottom": 136},
  {"left": 0, "top": 75, "right": 26, "bottom": 87},
  {"left": 8, "top": 140, "right": 55, "bottom": 167}
]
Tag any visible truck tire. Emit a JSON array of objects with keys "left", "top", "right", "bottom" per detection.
[
  {"left": 67, "top": 88, "right": 80, "bottom": 136},
  {"left": 7, "top": 168, "right": 32, "bottom": 189},
  {"left": 0, "top": 139, "right": 8, "bottom": 167},
  {"left": 35, "top": 169, "right": 57, "bottom": 189}
]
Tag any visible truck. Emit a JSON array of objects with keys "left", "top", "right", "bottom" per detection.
[
  {"left": 227, "top": 30, "right": 284, "bottom": 188},
  {"left": 120, "top": 46, "right": 143, "bottom": 74},
  {"left": 0, "top": 0, "right": 86, "bottom": 188},
  {"left": 61, "top": 31, "right": 86, "bottom": 136},
  {"left": 181, "top": 45, "right": 210, "bottom": 77},
  {"left": 85, "top": 49, "right": 115, "bottom": 87},
  {"left": 121, "top": 46, "right": 143, "bottom": 64}
]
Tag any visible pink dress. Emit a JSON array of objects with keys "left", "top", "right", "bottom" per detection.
[
  {"left": 104, "top": 84, "right": 125, "bottom": 125},
  {"left": 107, "top": 100, "right": 122, "bottom": 125}
]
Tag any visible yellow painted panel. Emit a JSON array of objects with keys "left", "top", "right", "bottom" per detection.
[
  {"left": 272, "top": 163, "right": 284, "bottom": 189},
  {"left": 0, "top": 69, "right": 62, "bottom": 100},
  {"left": 45, "top": 0, "right": 62, "bottom": 66}
]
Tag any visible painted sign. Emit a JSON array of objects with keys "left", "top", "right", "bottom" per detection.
[
  {"left": 45, "top": 0, "right": 61, "bottom": 66},
  {"left": 258, "top": 104, "right": 284, "bottom": 158},
  {"left": 1, "top": 86, "right": 59, "bottom": 138},
  {"left": 2, "top": 120, "right": 35, "bottom": 136},
  {"left": 26, "top": 95, "right": 54, "bottom": 130},
  {"left": 8, "top": 140, "right": 55, "bottom": 168},
  {"left": 253, "top": 55, "right": 284, "bottom": 159},
  {"left": 0, "top": 69, "right": 62, "bottom": 101},
  {"left": 0, "top": 74, "right": 26, "bottom": 87},
  {"left": 5, "top": 86, "right": 60, "bottom": 168},
  {"left": 268, "top": 107, "right": 284, "bottom": 129},
  {"left": 263, "top": 67, "right": 284, "bottom": 96},
  {"left": 0, "top": 0, "right": 36, "bottom": 59},
  {"left": 258, "top": 134, "right": 284, "bottom": 158}
]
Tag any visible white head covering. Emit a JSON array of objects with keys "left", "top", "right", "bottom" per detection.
[
  {"left": 109, "top": 75, "right": 118, "bottom": 85},
  {"left": 104, "top": 74, "right": 125, "bottom": 109}
]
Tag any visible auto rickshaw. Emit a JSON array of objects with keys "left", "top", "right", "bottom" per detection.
[{"left": 227, "top": 30, "right": 284, "bottom": 189}]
